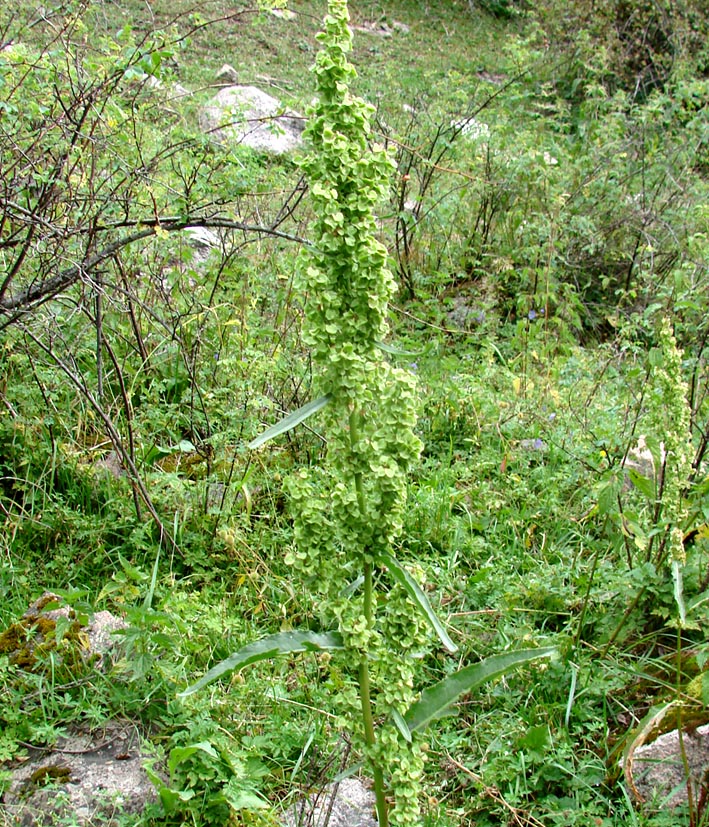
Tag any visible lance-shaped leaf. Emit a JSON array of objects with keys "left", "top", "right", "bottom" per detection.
[
  {"left": 404, "top": 647, "right": 557, "bottom": 733},
  {"left": 391, "top": 707, "right": 412, "bottom": 743},
  {"left": 375, "top": 340, "right": 424, "bottom": 358},
  {"left": 378, "top": 552, "right": 458, "bottom": 653},
  {"left": 179, "top": 631, "right": 344, "bottom": 697},
  {"left": 248, "top": 395, "right": 330, "bottom": 450}
]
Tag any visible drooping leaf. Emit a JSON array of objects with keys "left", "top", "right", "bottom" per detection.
[
  {"left": 221, "top": 779, "right": 269, "bottom": 811},
  {"left": 179, "top": 631, "right": 345, "bottom": 697},
  {"left": 341, "top": 574, "right": 364, "bottom": 598},
  {"left": 404, "top": 647, "right": 557, "bottom": 733},
  {"left": 597, "top": 473, "right": 622, "bottom": 515},
  {"left": 379, "top": 552, "right": 458, "bottom": 653},
  {"left": 332, "top": 762, "right": 364, "bottom": 783},
  {"left": 391, "top": 707, "right": 412, "bottom": 743},
  {"left": 248, "top": 395, "right": 330, "bottom": 449}
]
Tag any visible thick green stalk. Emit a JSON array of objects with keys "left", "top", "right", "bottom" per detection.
[
  {"left": 359, "top": 561, "right": 389, "bottom": 827},
  {"left": 350, "top": 408, "right": 389, "bottom": 827}
]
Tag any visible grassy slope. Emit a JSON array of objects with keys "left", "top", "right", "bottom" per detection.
[{"left": 82, "top": 0, "right": 513, "bottom": 111}]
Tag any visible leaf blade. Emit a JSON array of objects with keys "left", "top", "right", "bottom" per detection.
[
  {"left": 404, "top": 647, "right": 557, "bottom": 733},
  {"left": 379, "top": 552, "right": 458, "bottom": 653},
  {"left": 627, "top": 468, "right": 655, "bottom": 500},
  {"left": 179, "top": 631, "right": 344, "bottom": 697},
  {"left": 391, "top": 707, "right": 412, "bottom": 743},
  {"left": 248, "top": 395, "right": 330, "bottom": 450}
]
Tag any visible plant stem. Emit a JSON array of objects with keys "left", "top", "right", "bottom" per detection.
[
  {"left": 350, "top": 408, "right": 389, "bottom": 827},
  {"left": 360, "top": 560, "right": 389, "bottom": 827}
]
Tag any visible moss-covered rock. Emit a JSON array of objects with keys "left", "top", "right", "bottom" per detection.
[{"left": 0, "top": 593, "right": 125, "bottom": 675}]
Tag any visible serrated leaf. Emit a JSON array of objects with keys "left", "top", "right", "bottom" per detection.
[
  {"left": 597, "top": 476, "right": 621, "bottom": 515},
  {"left": 404, "top": 647, "right": 557, "bottom": 733},
  {"left": 179, "top": 631, "right": 344, "bottom": 697},
  {"left": 168, "top": 742, "right": 219, "bottom": 774},
  {"left": 248, "top": 395, "right": 330, "bottom": 449},
  {"left": 627, "top": 468, "right": 655, "bottom": 500},
  {"left": 379, "top": 552, "right": 457, "bottom": 653}
]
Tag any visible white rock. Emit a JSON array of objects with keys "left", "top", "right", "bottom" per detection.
[
  {"left": 199, "top": 85, "right": 305, "bottom": 155},
  {"left": 451, "top": 117, "right": 490, "bottom": 141},
  {"left": 183, "top": 226, "right": 220, "bottom": 251}
]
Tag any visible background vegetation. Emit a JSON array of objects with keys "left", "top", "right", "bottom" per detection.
[{"left": 1, "top": 0, "right": 709, "bottom": 824}]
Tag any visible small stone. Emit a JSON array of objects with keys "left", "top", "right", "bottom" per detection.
[{"left": 215, "top": 63, "right": 239, "bottom": 84}]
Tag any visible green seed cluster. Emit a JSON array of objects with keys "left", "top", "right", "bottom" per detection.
[
  {"left": 286, "top": 1, "right": 428, "bottom": 823},
  {"left": 648, "top": 318, "right": 692, "bottom": 564}
]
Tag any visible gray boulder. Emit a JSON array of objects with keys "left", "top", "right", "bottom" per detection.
[{"left": 199, "top": 85, "right": 305, "bottom": 154}]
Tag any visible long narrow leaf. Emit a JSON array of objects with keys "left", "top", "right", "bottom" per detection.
[
  {"left": 179, "top": 631, "right": 344, "bottom": 697},
  {"left": 379, "top": 552, "right": 458, "bottom": 653},
  {"left": 248, "top": 395, "right": 330, "bottom": 450},
  {"left": 404, "top": 647, "right": 557, "bottom": 733},
  {"left": 391, "top": 708, "right": 412, "bottom": 743},
  {"left": 375, "top": 340, "right": 423, "bottom": 357}
]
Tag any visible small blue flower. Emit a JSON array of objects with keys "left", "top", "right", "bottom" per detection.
[
  {"left": 527, "top": 309, "right": 537, "bottom": 321},
  {"left": 533, "top": 437, "right": 545, "bottom": 450}
]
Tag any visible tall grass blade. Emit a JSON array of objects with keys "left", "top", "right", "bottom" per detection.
[{"left": 143, "top": 545, "right": 161, "bottom": 612}]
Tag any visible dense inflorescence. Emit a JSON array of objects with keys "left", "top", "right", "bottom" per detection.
[{"left": 285, "top": 1, "right": 427, "bottom": 823}]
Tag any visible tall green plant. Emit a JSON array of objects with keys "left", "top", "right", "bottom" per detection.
[{"left": 182, "top": 3, "right": 555, "bottom": 825}]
